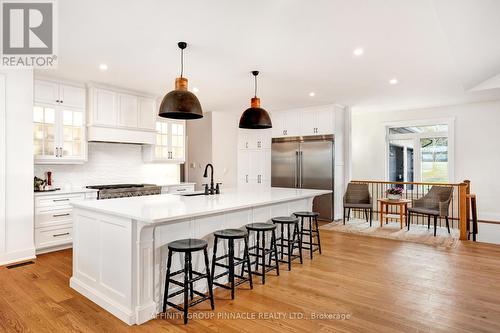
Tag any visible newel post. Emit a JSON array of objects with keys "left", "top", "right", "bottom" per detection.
[{"left": 459, "top": 182, "right": 469, "bottom": 240}]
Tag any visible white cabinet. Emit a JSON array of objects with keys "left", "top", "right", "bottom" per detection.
[
  {"left": 138, "top": 97, "right": 157, "bottom": 130},
  {"left": 271, "top": 111, "right": 299, "bottom": 137},
  {"left": 143, "top": 119, "right": 186, "bottom": 163},
  {"left": 272, "top": 106, "right": 335, "bottom": 138},
  {"left": 87, "top": 85, "right": 157, "bottom": 144},
  {"left": 161, "top": 184, "right": 195, "bottom": 194},
  {"left": 33, "top": 83, "right": 87, "bottom": 164},
  {"left": 239, "top": 129, "right": 271, "bottom": 150},
  {"left": 118, "top": 94, "right": 138, "bottom": 128},
  {"left": 34, "top": 191, "right": 97, "bottom": 254},
  {"left": 59, "top": 84, "right": 86, "bottom": 109},
  {"left": 237, "top": 128, "right": 271, "bottom": 190},
  {"left": 34, "top": 79, "right": 85, "bottom": 109},
  {"left": 92, "top": 88, "right": 118, "bottom": 127}
]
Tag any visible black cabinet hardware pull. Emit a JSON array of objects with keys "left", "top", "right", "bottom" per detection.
[
  {"left": 53, "top": 198, "right": 70, "bottom": 202},
  {"left": 53, "top": 213, "right": 70, "bottom": 217},
  {"left": 53, "top": 232, "right": 70, "bottom": 237}
]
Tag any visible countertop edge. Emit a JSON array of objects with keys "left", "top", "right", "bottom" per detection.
[{"left": 71, "top": 189, "right": 331, "bottom": 224}]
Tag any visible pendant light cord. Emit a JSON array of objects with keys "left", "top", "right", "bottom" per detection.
[
  {"left": 254, "top": 75, "right": 257, "bottom": 98},
  {"left": 180, "top": 48, "right": 184, "bottom": 78}
]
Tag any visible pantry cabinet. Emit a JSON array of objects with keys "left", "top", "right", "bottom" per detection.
[
  {"left": 34, "top": 79, "right": 87, "bottom": 164},
  {"left": 237, "top": 129, "right": 272, "bottom": 190},
  {"left": 142, "top": 119, "right": 186, "bottom": 163}
]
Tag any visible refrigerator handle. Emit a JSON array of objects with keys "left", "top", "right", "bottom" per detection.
[
  {"left": 299, "top": 151, "right": 303, "bottom": 188},
  {"left": 295, "top": 151, "right": 299, "bottom": 188}
]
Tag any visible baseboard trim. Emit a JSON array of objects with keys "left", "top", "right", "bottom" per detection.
[
  {"left": 0, "top": 247, "right": 36, "bottom": 267},
  {"left": 70, "top": 277, "right": 135, "bottom": 325},
  {"left": 36, "top": 244, "right": 72, "bottom": 255}
]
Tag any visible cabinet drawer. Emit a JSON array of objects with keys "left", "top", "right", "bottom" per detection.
[
  {"left": 35, "top": 225, "right": 72, "bottom": 250},
  {"left": 167, "top": 185, "right": 195, "bottom": 193},
  {"left": 35, "top": 208, "right": 72, "bottom": 227},
  {"left": 35, "top": 193, "right": 85, "bottom": 210}
]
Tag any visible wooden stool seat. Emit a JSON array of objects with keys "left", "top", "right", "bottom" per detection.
[
  {"left": 168, "top": 238, "right": 208, "bottom": 252},
  {"left": 214, "top": 228, "right": 247, "bottom": 239}
]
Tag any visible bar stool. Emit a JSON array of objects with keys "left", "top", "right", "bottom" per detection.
[
  {"left": 162, "top": 238, "right": 215, "bottom": 325},
  {"left": 211, "top": 229, "right": 253, "bottom": 300},
  {"left": 294, "top": 211, "right": 322, "bottom": 259},
  {"left": 271, "top": 216, "right": 303, "bottom": 271},
  {"left": 245, "top": 223, "right": 280, "bottom": 284}
]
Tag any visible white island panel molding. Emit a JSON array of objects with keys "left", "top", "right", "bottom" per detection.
[{"left": 70, "top": 187, "right": 330, "bottom": 325}]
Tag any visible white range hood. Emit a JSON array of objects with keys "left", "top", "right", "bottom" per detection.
[{"left": 87, "top": 83, "right": 157, "bottom": 145}]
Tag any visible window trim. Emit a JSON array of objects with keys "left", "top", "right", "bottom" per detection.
[{"left": 384, "top": 117, "right": 455, "bottom": 183}]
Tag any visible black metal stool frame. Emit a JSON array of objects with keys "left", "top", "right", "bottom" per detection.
[
  {"left": 162, "top": 246, "right": 215, "bottom": 324},
  {"left": 295, "top": 213, "right": 322, "bottom": 259},
  {"left": 272, "top": 218, "right": 303, "bottom": 271},
  {"left": 211, "top": 234, "right": 253, "bottom": 300},
  {"left": 245, "top": 225, "right": 280, "bottom": 284}
]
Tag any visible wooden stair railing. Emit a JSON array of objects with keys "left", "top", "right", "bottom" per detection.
[{"left": 467, "top": 194, "right": 478, "bottom": 241}]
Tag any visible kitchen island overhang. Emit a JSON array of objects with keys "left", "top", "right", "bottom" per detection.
[{"left": 70, "top": 187, "right": 331, "bottom": 325}]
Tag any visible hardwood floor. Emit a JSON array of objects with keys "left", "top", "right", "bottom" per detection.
[{"left": 1, "top": 230, "right": 500, "bottom": 332}]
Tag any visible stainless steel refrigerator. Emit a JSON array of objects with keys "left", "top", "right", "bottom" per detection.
[{"left": 271, "top": 135, "right": 334, "bottom": 221}]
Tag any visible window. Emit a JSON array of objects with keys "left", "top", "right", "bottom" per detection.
[{"left": 386, "top": 122, "right": 452, "bottom": 184}]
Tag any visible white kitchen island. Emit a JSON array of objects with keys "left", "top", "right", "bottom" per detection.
[{"left": 70, "top": 187, "right": 331, "bottom": 325}]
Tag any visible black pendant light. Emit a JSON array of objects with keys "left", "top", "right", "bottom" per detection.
[
  {"left": 159, "top": 42, "right": 203, "bottom": 119},
  {"left": 239, "top": 71, "right": 272, "bottom": 129}
]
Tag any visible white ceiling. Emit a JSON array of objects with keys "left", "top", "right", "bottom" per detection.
[{"left": 36, "top": 0, "right": 500, "bottom": 113}]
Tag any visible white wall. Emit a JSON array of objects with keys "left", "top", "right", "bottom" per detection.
[
  {"left": 351, "top": 99, "right": 500, "bottom": 243},
  {"left": 0, "top": 69, "right": 35, "bottom": 266},
  {"left": 212, "top": 111, "right": 239, "bottom": 188},
  {"left": 34, "top": 142, "right": 180, "bottom": 187},
  {"left": 186, "top": 113, "right": 212, "bottom": 190}
]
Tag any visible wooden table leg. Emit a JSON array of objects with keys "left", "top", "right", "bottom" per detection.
[
  {"left": 379, "top": 202, "right": 383, "bottom": 227},
  {"left": 399, "top": 203, "right": 404, "bottom": 229}
]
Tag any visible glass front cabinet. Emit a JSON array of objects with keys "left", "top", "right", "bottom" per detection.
[
  {"left": 33, "top": 104, "right": 87, "bottom": 164},
  {"left": 143, "top": 119, "right": 186, "bottom": 163},
  {"left": 33, "top": 79, "right": 87, "bottom": 164}
]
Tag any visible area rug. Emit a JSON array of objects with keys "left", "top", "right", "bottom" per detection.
[{"left": 320, "top": 219, "right": 460, "bottom": 249}]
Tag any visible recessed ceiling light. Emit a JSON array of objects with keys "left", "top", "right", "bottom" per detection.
[
  {"left": 353, "top": 48, "right": 364, "bottom": 56},
  {"left": 192, "top": 87, "right": 199, "bottom": 93},
  {"left": 389, "top": 78, "right": 398, "bottom": 85},
  {"left": 309, "top": 92, "right": 315, "bottom": 97},
  {"left": 99, "top": 63, "right": 108, "bottom": 71}
]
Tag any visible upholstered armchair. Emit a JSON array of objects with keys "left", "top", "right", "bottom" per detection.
[
  {"left": 343, "top": 183, "right": 373, "bottom": 226},
  {"left": 407, "top": 186, "right": 453, "bottom": 236}
]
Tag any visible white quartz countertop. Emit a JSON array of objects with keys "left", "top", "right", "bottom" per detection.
[
  {"left": 34, "top": 187, "right": 98, "bottom": 196},
  {"left": 71, "top": 187, "right": 331, "bottom": 224}
]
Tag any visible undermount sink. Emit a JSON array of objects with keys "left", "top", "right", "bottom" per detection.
[{"left": 180, "top": 192, "right": 207, "bottom": 197}]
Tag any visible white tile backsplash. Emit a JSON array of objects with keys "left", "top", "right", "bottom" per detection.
[{"left": 34, "top": 142, "right": 180, "bottom": 187}]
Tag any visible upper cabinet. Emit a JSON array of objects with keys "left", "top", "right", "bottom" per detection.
[
  {"left": 87, "top": 84, "right": 157, "bottom": 144},
  {"left": 117, "top": 94, "right": 138, "bottom": 128},
  {"left": 271, "top": 106, "right": 335, "bottom": 138},
  {"left": 34, "top": 79, "right": 87, "bottom": 164},
  {"left": 271, "top": 111, "right": 299, "bottom": 138},
  {"left": 138, "top": 97, "right": 157, "bottom": 130},
  {"left": 143, "top": 119, "right": 186, "bottom": 163},
  {"left": 34, "top": 80, "right": 86, "bottom": 109}
]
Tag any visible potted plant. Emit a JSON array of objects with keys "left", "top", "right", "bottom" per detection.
[{"left": 386, "top": 187, "right": 403, "bottom": 200}]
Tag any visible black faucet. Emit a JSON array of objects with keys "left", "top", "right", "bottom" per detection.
[{"left": 203, "top": 164, "right": 215, "bottom": 195}]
